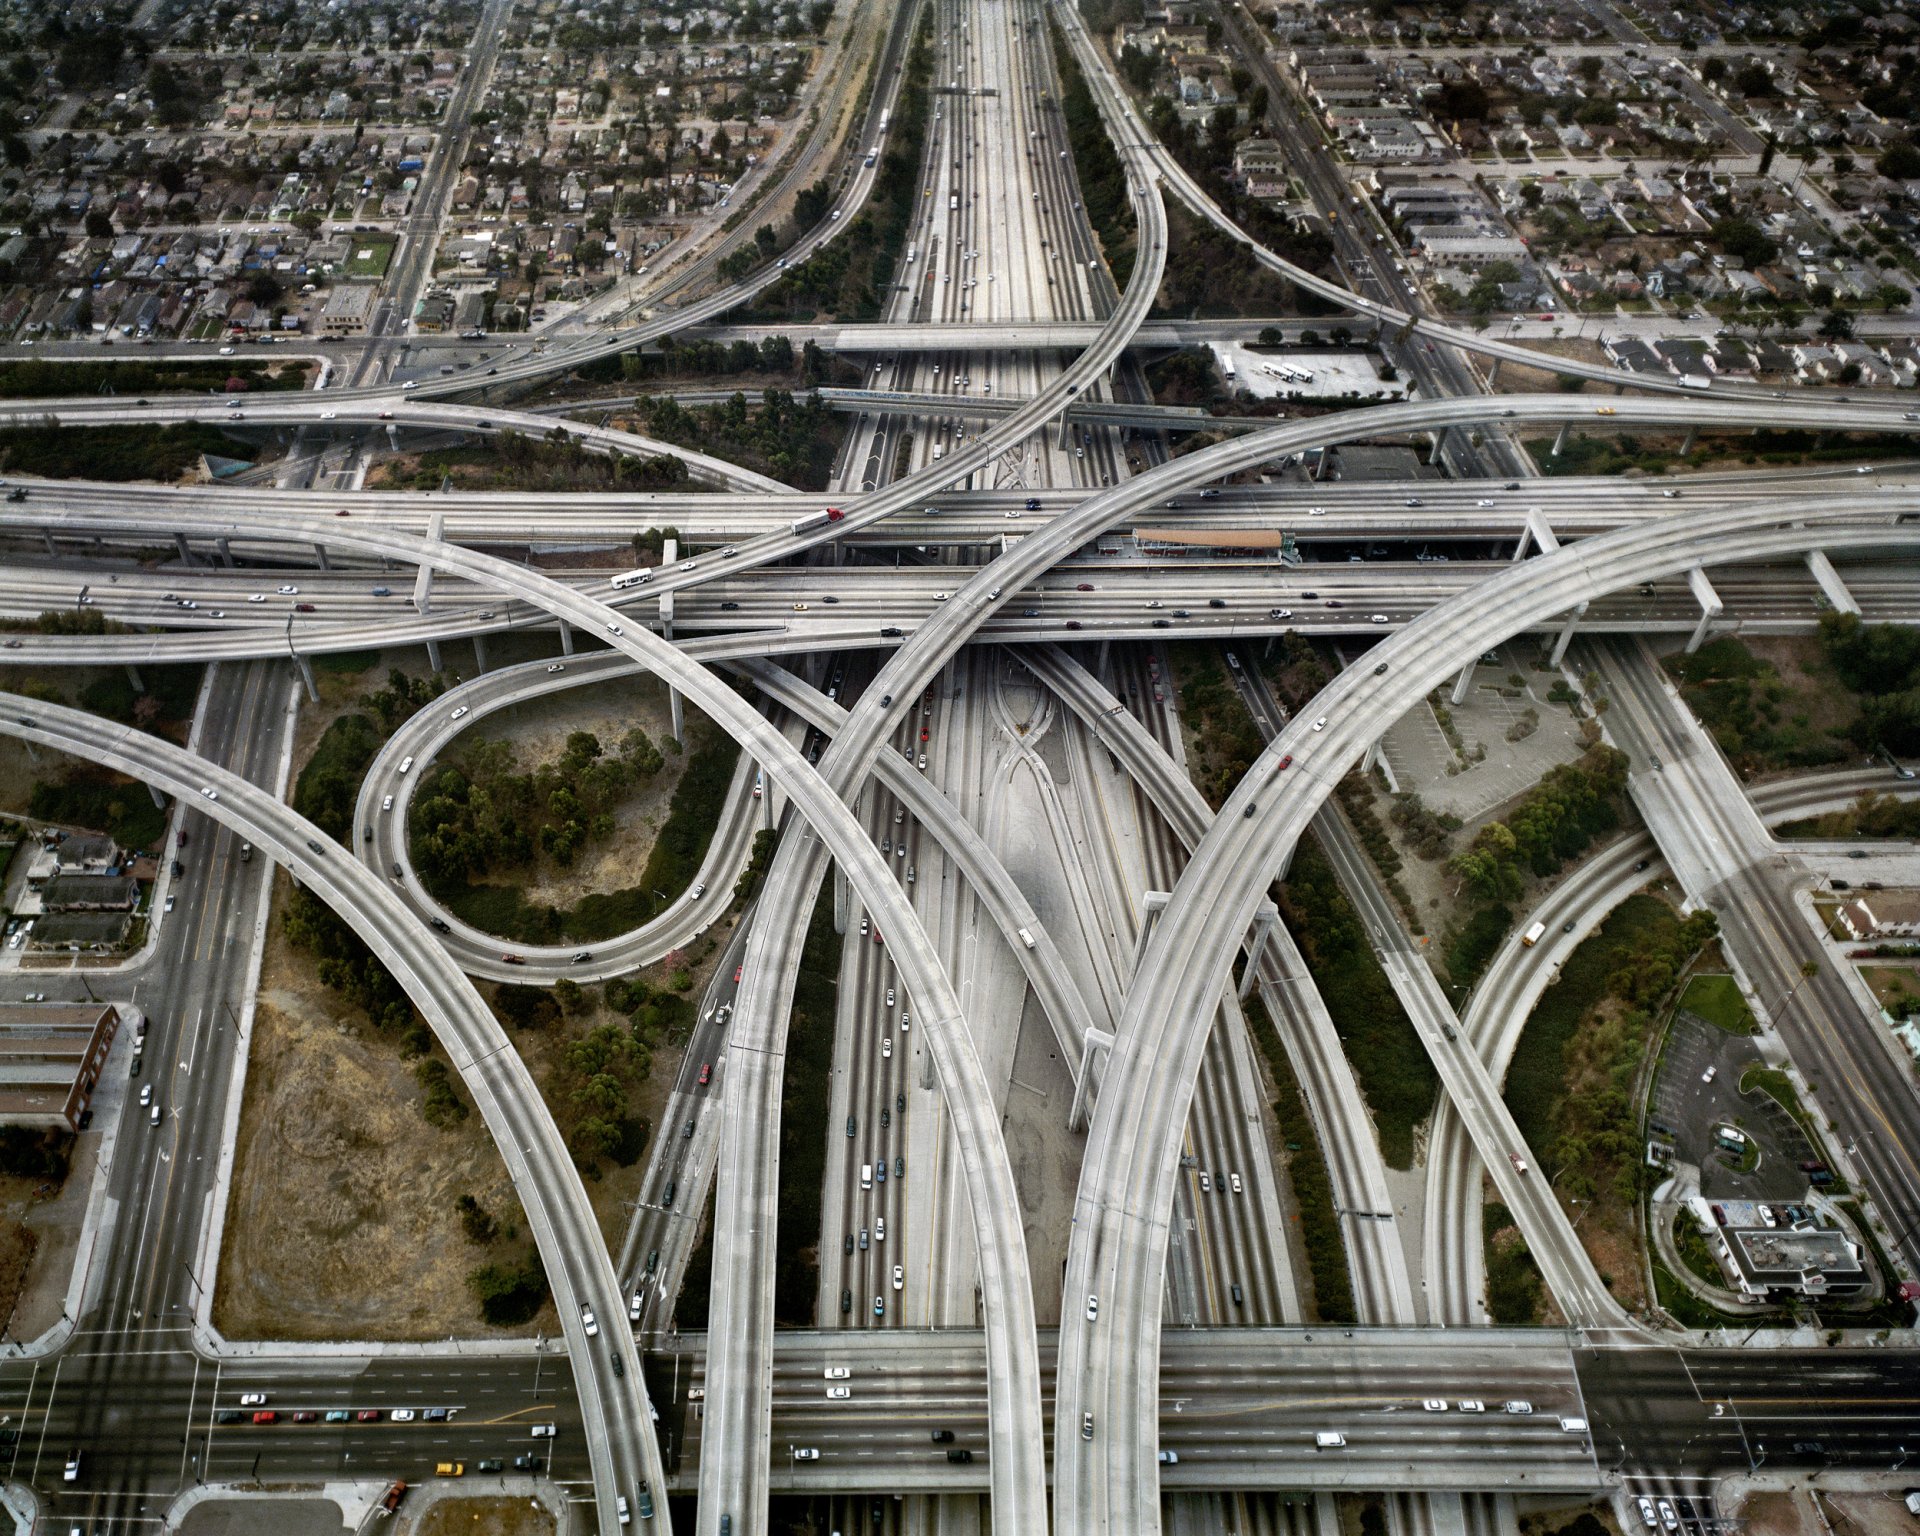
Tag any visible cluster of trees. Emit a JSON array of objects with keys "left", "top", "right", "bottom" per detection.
[
  {"left": 292, "top": 713, "right": 383, "bottom": 841},
  {"left": 360, "top": 668, "right": 450, "bottom": 733},
  {"left": 1821, "top": 613, "right": 1920, "bottom": 755},
  {"left": 549, "top": 1021, "right": 652, "bottom": 1172},
  {"left": 419, "top": 428, "right": 687, "bottom": 495},
  {"left": 467, "top": 1257, "right": 547, "bottom": 1327},
  {"left": 0, "top": 422, "right": 245, "bottom": 482},
  {"left": 411, "top": 727, "right": 666, "bottom": 894},
  {"left": 1711, "top": 215, "right": 1780, "bottom": 270},
  {"left": 29, "top": 770, "right": 166, "bottom": 849},
  {"left": 1449, "top": 746, "right": 1629, "bottom": 900},
  {"left": 0, "top": 359, "right": 297, "bottom": 400},
  {"left": 746, "top": 25, "right": 932, "bottom": 323},
  {"left": 1172, "top": 647, "right": 1266, "bottom": 808},
  {"left": 281, "top": 885, "right": 421, "bottom": 1041},
  {"left": 1057, "top": 24, "right": 1138, "bottom": 288},
  {"left": 774, "top": 886, "right": 840, "bottom": 1323},
  {"left": 615, "top": 333, "right": 800, "bottom": 381},
  {"left": 1665, "top": 637, "right": 1848, "bottom": 770},
  {"left": 1483, "top": 1203, "right": 1545, "bottom": 1325},
  {"left": 1278, "top": 836, "right": 1434, "bottom": 1169},
  {"left": 636, "top": 388, "right": 841, "bottom": 491},
  {"left": 1783, "top": 789, "right": 1920, "bottom": 842},
  {"left": 1506, "top": 895, "right": 1718, "bottom": 1204},
  {"left": 0, "top": 1127, "right": 71, "bottom": 1181}
]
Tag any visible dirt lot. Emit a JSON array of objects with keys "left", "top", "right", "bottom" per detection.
[
  {"left": 1719, "top": 634, "right": 1864, "bottom": 785},
  {"left": 410, "top": 1496, "right": 555, "bottom": 1536},
  {"left": 1488, "top": 336, "right": 1613, "bottom": 393},
  {"left": 213, "top": 894, "right": 551, "bottom": 1342},
  {"left": 1740, "top": 1490, "right": 1918, "bottom": 1536},
  {"left": 468, "top": 670, "right": 693, "bottom": 912}
]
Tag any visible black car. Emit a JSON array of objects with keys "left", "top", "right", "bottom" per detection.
[
  {"left": 931, "top": 1429, "right": 956, "bottom": 1444},
  {"left": 430, "top": 918, "right": 451, "bottom": 933}
]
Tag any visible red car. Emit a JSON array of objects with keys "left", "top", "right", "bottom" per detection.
[
  {"left": 1075, "top": 583, "right": 1094, "bottom": 592},
  {"left": 252, "top": 1411, "right": 277, "bottom": 1425},
  {"left": 502, "top": 954, "right": 525, "bottom": 965},
  {"left": 1278, "top": 754, "right": 1294, "bottom": 770},
  {"left": 292, "top": 1411, "right": 319, "bottom": 1423},
  {"left": 358, "top": 1410, "right": 383, "bottom": 1422},
  {"left": 919, "top": 728, "right": 930, "bottom": 742},
  {"left": 734, "top": 966, "right": 743, "bottom": 983},
  {"left": 698, "top": 1063, "right": 712, "bottom": 1086}
]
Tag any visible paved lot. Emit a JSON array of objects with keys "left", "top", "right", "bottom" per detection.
[
  {"left": 179, "top": 1495, "right": 350, "bottom": 1536},
  {"left": 1376, "top": 644, "right": 1589, "bottom": 822},
  {"left": 1651, "top": 1014, "right": 1816, "bottom": 1200}
]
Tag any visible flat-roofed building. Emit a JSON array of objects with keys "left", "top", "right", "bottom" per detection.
[{"left": 0, "top": 1002, "right": 124, "bottom": 1131}]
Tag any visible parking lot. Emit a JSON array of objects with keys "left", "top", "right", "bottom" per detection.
[{"left": 1650, "top": 1014, "right": 1816, "bottom": 1201}]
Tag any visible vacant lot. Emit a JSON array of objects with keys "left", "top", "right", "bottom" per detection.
[{"left": 412, "top": 1496, "right": 555, "bottom": 1536}]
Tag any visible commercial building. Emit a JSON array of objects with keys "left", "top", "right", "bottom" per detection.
[
  {"left": 0, "top": 1002, "right": 125, "bottom": 1132},
  {"left": 320, "top": 283, "right": 377, "bottom": 336}
]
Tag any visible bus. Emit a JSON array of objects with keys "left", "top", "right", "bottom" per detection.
[
  {"left": 609, "top": 567, "right": 656, "bottom": 590},
  {"left": 1520, "top": 920, "right": 1547, "bottom": 948}
]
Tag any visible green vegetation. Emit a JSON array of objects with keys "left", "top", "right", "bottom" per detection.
[
  {"left": 1664, "top": 637, "right": 1849, "bottom": 770},
  {"left": 344, "top": 239, "right": 397, "bottom": 278},
  {"left": 377, "top": 428, "right": 690, "bottom": 494},
  {"left": 1154, "top": 199, "right": 1308, "bottom": 318},
  {"left": 29, "top": 772, "right": 167, "bottom": 849},
  {"left": 1277, "top": 835, "right": 1434, "bottom": 1169},
  {"left": 1779, "top": 790, "right": 1920, "bottom": 842},
  {"left": 743, "top": 22, "right": 932, "bottom": 321},
  {"left": 455, "top": 1194, "right": 499, "bottom": 1245},
  {"left": 547, "top": 1020, "right": 653, "bottom": 1173},
  {"left": 0, "top": 1127, "right": 72, "bottom": 1181},
  {"left": 414, "top": 1057, "right": 469, "bottom": 1127},
  {"left": 413, "top": 721, "right": 723, "bottom": 947},
  {"left": 291, "top": 713, "right": 383, "bottom": 841},
  {"left": 1450, "top": 746, "right": 1629, "bottom": 899},
  {"left": 1530, "top": 428, "right": 1920, "bottom": 478},
  {"left": 1820, "top": 613, "right": 1920, "bottom": 755},
  {"left": 1673, "top": 1210, "right": 1726, "bottom": 1289},
  {"left": 467, "top": 1256, "right": 548, "bottom": 1326},
  {"left": 775, "top": 876, "right": 841, "bottom": 1325},
  {"left": 1171, "top": 644, "right": 1265, "bottom": 808},
  {"left": 1679, "top": 974, "right": 1755, "bottom": 1034},
  {"left": 1242, "top": 995, "right": 1356, "bottom": 1323},
  {"left": 0, "top": 359, "right": 303, "bottom": 398},
  {"left": 1505, "top": 894, "right": 1716, "bottom": 1201},
  {"left": 1052, "top": 19, "right": 1137, "bottom": 288},
  {"left": 70, "top": 664, "right": 202, "bottom": 731},
  {"left": 0, "top": 422, "right": 253, "bottom": 480},
  {"left": 635, "top": 389, "right": 841, "bottom": 492},
  {"left": 1739, "top": 1063, "right": 1804, "bottom": 1122},
  {"left": 281, "top": 886, "right": 421, "bottom": 1034},
  {"left": 1653, "top": 1260, "right": 1753, "bottom": 1329},
  {"left": 1443, "top": 903, "right": 1513, "bottom": 1006},
  {"left": 674, "top": 1187, "right": 716, "bottom": 1330},
  {"left": 1483, "top": 1202, "right": 1545, "bottom": 1324},
  {"left": 1335, "top": 775, "right": 1421, "bottom": 933}
]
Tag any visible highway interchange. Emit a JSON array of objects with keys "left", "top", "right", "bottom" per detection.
[{"left": 4, "top": 0, "right": 1920, "bottom": 1532}]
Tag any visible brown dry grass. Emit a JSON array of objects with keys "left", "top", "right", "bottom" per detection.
[
  {"left": 411, "top": 1495, "right": 556, "bottom": 1536},
  {"left": 1489, "top": 337, "right": 1613, "bottom": 393},
  {"left": 0, "top": 1175, "right": 40, "bottom": 1339}
]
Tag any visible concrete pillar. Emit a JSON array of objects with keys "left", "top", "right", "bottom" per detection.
[
  {"left": 1450, "top": 662, "right": 1475, "bottom": 706},
  {"left": 1551, "top": 422, "right": 1570, "bottom": 458},
  {"left": 124, "top": 665, "right": 145, "bottom": 693},
  {"left": 216, "top": 537, "right": 234, "bottom": 567},
  {"left": 1680, "top": 426, "right": 1698, "bottom": 456},
  {"left": 834, "top": 862, "right": 850, "bottom": 934},
  {"left": 412, "top": 508, "right": 444, "bottom": 614},
  {"left": 1685, "top": 565, "right": 1723, "bottom": 655},
  {"left": 1361, "top": 739, "right": 1383, "bottom": 773},
  {"left": 425, "top": 638, "right": 444, "bottom": 674},
  {"left": 294, "top": 653, "right": 318, "bottom": 703},
  {"left": 1805, "top": 550, "right": 1860, "bottom": 616},
  {"left": 1095, "top": 639, "right": 1110, "bottom": 676},
  {"left": 1128, "top": 891, "right": 1171, "bottom": 981},
  {"left": 1487, "top": 358, "right": 1500, "bottom": 387},
  {"left": 1068, "top": 1027, "right": 1113, "bottom": 1133},
  {"left": 1525, "top": 507, "right": 1559, "bottom": 560},
  {"left": 669, "top": 687, "right": 685, "bottom": 744},
  {"left": 558, "top": 619, "right": 575, "bottom": 656},
  {"left": 1238, "top": 902, "right": 1279, "bottom": 1001},
  {"left": 148, "top": 781, "right": 167, "bottom": 809},
  {"left": 42, "top": 531, "right": 56, "bottom": 558},
  {"left": 472, "top": 632, "right": 489, "bottom": 673},
  {"left": 1548, "top": 602, "right": 1587, "bottom": 668},
  {"left": 174, "top": 531, "right": 192, "bottom": 564},
  {"left": 313, "top": 542, "right": 331, "bottom": 572}
]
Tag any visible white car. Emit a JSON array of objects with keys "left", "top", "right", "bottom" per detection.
[
  {"left": 530, "top": 1423, "right": 556, "bottom": 1437},
  {"left": 1638, "top": 1499, "right": 1658, "bottom": 1528},
  {"left": 824, "top": 1367, "right": 852, "bottom": 1380},
  {"left": 875, "top": 1216, "right": 885, "bottom": 1241},
  {"left": 164, "top": 894, "right": 176, "bottom": 913},
  {"left": 1199, "top": 1172, "right": 1212, "bottom": 1192},
  {"left": 546, "top": 663, "right": 565, "bottom": 674},
  {"left": 882, "top": 1038, "right": 892, "bottom": 1059},
  {"left": 892, "top": 1264, "right": 904, "bottom": 1290},
  {"left": 793, "top": 1447, "right": 821, "bottom": 1461},
  {"left": 1086, "top": 1294, "right": 1099, "bottom": 1321},
  {"left": 1369, "top": 614, "right": 1389, "bottom": 624},
  {"left": 1422, "top": 1398, "right": 1448, "bottom": 1412},
  {"left": 1702, "top": 1065, "right": 1717, "bottom": 1084},
  {"left": 391, "top": 1409, "right": 417, "bottom": 1422},
  {"left": 581, "top": 1306, "right": 598, "bottom": 1338},
  {"left": 200, "top": 787, "right": 219, "bottom": 801},
  {"left": 382, "top": 795, "right": 394, "bottom": 811},
  {"left": 1229, "top": 1173, "right": 1243, "bottom": 1194},
  {"left": 277, "top": 585, "right": 298, "bottom": 595},
  {"left": 239, "top": 1392, "right": 269, "bottom": 1406},
  {"left": 450, "top": 706, "right": 469, "bottom": 720},
  {"left": 1311, "top": 716, "right": 1328, "bottom": 732},
  {"left": 247, "top": 594, "right": 266, "bottom": 604},
  {"left": 629, "top": 1292, "right": 643, "bottom": 1322},
  {"left": 885, "top": 987, "right": 895, "bottom": 1008},
  {"left": 826, "top": 1385, "right": 851, "bottom": 1400},
  {"left": 932, "top": 591, "right": 951, "bottom": 602}
]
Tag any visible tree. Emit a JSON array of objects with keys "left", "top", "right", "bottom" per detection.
[
  {"left": 1817, "top": 307, "right": 1854, "bottom": 340},
  {"left": 84, "top": 209, "right": 114, "bottom": 239},
  {"left": 1877, "top": 139, "right": 1920, "bottom": 181}
]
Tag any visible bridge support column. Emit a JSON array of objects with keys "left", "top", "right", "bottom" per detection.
[
  {"left": 412, "top": 508, "right": 444, "bottom": 614},
  {"left": 294, "top": 653, "right": 319, "bottom": 704},
  {"left": 834, "top": 861, "right": 849, "bottom": 935},
  {"left": 659, "top": 539, "right": 685, "bottom": 743},
  {"left": 124, "top": 665, "right": 144, "bottom": 693},
  {"left": 1685, "top": 565, "right": 1723, "bottom": 654},
  {"left": 425, "top": 638, "right": 444, "bottom": 674},
  {"left": 1519, "top": 507, "right": 1559, "bottom": 564},
  {"left": 1361, "top": 738, "right": 1383, "bottom": 774},
  {"left": 1068, "top": 1027, "right": 1113, "bottom": 1133},
  {"left": 1238, "top": 901, "right": 1280, "bottom": 1001},
  {"left": 558, "top": 619, "right": 575, "bottom": 656},
  {"left": 1548, "top": 602, "right": 1587, "bottom": 668},
  {"left": 216, "top": 537, "right": 235, "bottom": 567},
  {"left": 174, "top": 531, "right": 192, "bottom": 565},
  {"left": 1128, "top": 891, "right": 1171, "bottom": 981},
  {"left": 147, "top": 780, "right": 167, "bottom": 809},
  {"left": 472, "top": 632, "right": 489, "bottom": 674},
  {"left": 1487, "top": 358, "right": 1500, "bottom": 387},
  {"left": 313, "top": 542, "right": 331, "bottom": 572},
  {"left": 42, "top": 531, "right": 56, "bottom": 558},
  {"left": 1551, "top": 422, "right": 1571, "bottom": 458},
  {"left": 1680, "top": 426, "right": 1698, "bottom": 456},
  {"left": 1450, "top": 661, "right": 1475, "bottom": 706},
  {"left": 1805, "top": 550, "right": 1860, "bottom": 616},
  {"left": 669, "top": 688, "right": 685, "bottom": 745},
  {"left": 1095, "top": 639, "right": 1110, "bottom": 677}
]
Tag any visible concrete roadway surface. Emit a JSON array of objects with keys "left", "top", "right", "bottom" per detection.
[
  {"left": 1049, "top": 508, "right": 1920, "bottom": 1535},
  {"left": 1588, "top": 637, "right": 1920, "bottom": 1278},
  {"left": 24, "top": 660, "right": 290, "bottom": 1534},
  {"left": 0, "top": 698, "right": 667, "bottom": 1536}
]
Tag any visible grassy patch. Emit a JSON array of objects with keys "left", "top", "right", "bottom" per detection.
[
  {"left": 1738, "top": 1063, "right": 1803, "bottom": 1121},
  {"left": 0, "top": 358, "right": 305, "bottom": 398},
  {"left": 343, "top": 240, "right": 395, "bottom": 279},
  {"left": 1484, "top": 1202, "right": 1545, "bottom": 1324},
  {"left": 1443, "top": 903, "right": 1513, "bottom": 1006},
  {"left": 1679, "top": 973, "right": 1755, "bottom": 1034},
  {"left": 1242, "top": 994, "right": 1356, "bottom": 1324},
  {"left": 1663, "top": 637, "right": 1852, "bottom": 772},
  {"left": 292, "top": 713, "right": 383, "bottom": 842},
  {"left": 1673, "top": 1209, "right": 1726, "bottom": 1289},
  {"left": 1653, "top": 1259, "right": 1763, "bottom": 1329},
  {"left": 1277, "top": 834, "right": 1434, "bottom": 1169}
]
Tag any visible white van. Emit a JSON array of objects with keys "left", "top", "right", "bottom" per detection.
[
  {"left": 1314, "top": 1431, "right": 1346, "bottom": 1449},
  {"left": 1559, "top": 1417, "right": 1588, "bottom": 1434},
  {"left": 860, "top": 1164, "right": 872, "bottom": 1190}
]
